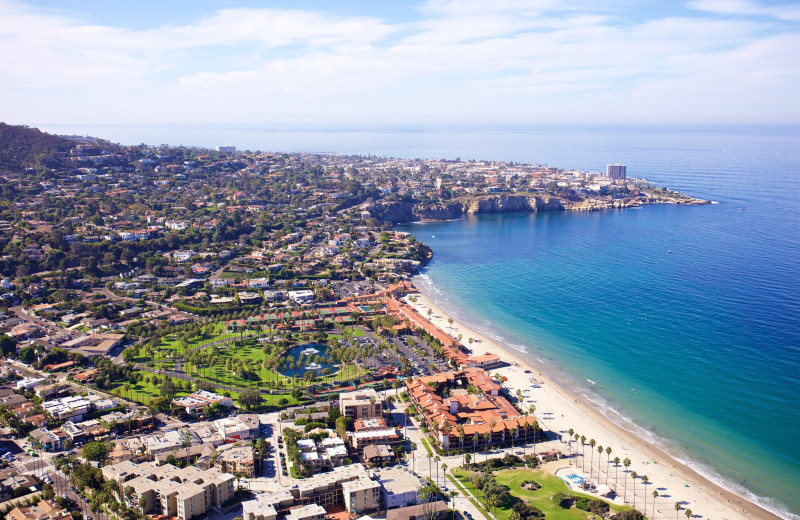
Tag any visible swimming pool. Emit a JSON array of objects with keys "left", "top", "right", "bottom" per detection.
[{"left": 566, "top": 473, "right": 584, "bottom": 485}]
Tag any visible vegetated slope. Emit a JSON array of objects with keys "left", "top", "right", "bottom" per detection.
[{"left": 0, "top": 122, "right": 75, "bottom": 172}]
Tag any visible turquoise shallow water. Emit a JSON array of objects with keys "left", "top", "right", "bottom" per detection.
[{"left": 39, "top": 122, "right": 800, "bottom": 516}]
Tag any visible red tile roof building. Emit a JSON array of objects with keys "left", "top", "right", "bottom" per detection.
[{"left": 406, "top": 368, "right": 540, "bottom": 451}]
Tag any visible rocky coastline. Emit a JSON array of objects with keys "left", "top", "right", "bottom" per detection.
[{"left": 372, "top": 193, "right": 710, "bottom": 223}]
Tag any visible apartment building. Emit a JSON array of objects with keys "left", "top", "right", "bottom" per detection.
[
  {"left": 101, "top": 460, "right": 234, "bottom": 520},
  {"left": 339, "top": 389, "right": 382, "bottom": 420}
]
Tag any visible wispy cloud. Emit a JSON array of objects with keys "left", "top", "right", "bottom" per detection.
[
  {"left": 0, "top": 0, "right": 797, "bottom": 124},
  {"left": 687, "top": 0, "right": 800, "bottom": 22}
]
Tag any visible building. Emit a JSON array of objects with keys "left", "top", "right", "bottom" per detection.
[
  {"left": 349, "top": 428, "right": 401, "bottom": 453},
  {"left": 243, "top": 491, "right": 296, "bottom": 520},
  {"left": 405, "top": 368, "right": 540, "bottom": 451},
  {"left": 217, "top": 146, "right": 237, "bottom": 153},
  {"left": 341, "top": 478, "right": 381, "bottom": 516},
  {"left": 217, "top": 445, "right": 260, "bottom": 478},
  {"left": 101, "top": 460, "right": 234, "bottom": 520},
  {"left": 385, "top": 501, "right": 449, "bottom": 520},
  {"left": 285, "top": 504, "right": 326, "bottom": 520},
  {"left": 7, "top": 500, "right": 71, "bottom": 520},
  {"left": 362, "top": 444, "right": 393, "bottom": 465},
  {"left": 41, "top": 395, "right": 92, "bottom": 422},
  {"left": 172, "top": 390, "right": 235, "bottom": 415},
  {"left": 373, "top": 467, "right": 426, "bottom": 509},
  {"left": 215, "top": 414, "right": 260, "bottom": 441},
  {"left": 607, "top": 164, "right": 626, "bottom": 180},
  {"left": 340, "top": 389, "right": 383, "bottom": 420},
  {"left": 242, "top": 464, "right": 378, "bottom": 520}
]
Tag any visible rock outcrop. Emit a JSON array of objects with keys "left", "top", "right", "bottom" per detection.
[{"left": 370, "top": 193, "right": 708, "bottom": 223}]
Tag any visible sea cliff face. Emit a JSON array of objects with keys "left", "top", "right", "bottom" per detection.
[{"left": 370, "top": 193, "right": 709, "bottom": 223}]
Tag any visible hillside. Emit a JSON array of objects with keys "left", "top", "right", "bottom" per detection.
[{"left": 0, "top": 122, "right": 75, "bottom": 173}]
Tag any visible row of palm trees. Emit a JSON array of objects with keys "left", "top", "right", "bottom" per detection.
[{"left": 565, "top": 428, "right": 691, "bottom": 519}]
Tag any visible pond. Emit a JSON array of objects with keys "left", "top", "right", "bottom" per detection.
[{"left": 280, "top": 344, "right": 337, "bottom": 378}]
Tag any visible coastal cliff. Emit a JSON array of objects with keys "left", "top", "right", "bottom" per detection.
[{"left": 371, "top": 193, "right": 708, "bottom": 223}]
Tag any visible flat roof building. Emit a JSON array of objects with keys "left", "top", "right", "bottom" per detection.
[
  {"left": 340, "top": 389, "right": 382, "bottom": 420},
  {"left": 373, "top": 467, "right": 426, "bottom": 509},
  {"left": 607, "top": 164, "right": 626, "bottom": 180}
]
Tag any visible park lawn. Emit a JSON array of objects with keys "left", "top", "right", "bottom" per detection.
[
  {"left": 452, "top": 467, "right": 630, "bottom": 520},
  {"left": 109, "top": 373, "right": 192, "bottom": 406}
]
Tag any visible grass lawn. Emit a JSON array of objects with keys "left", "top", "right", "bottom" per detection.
[
  {"left": 420, "top": 436, "right": 434, "bottom": 456},
  {"left": 109, "top": 373, "right": 192, "bottom": 405},
  {"left": 451, "top": 467, "right": 633, "bottom": 520},
  {"left": 110, "top": 370, "right": 308, "bottom": 409}
]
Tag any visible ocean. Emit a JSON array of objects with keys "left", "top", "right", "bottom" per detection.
[{"left": 38, "top": 122, "right": 800, "bottom": 516}]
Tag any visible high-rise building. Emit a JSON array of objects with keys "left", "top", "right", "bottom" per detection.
[{"left": 607, "top": 164, "right": 626, "bottom": 180}]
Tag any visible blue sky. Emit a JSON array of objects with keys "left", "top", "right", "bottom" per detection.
[{"left": 1, "top": 0, "right": 798, "bottom": 125}]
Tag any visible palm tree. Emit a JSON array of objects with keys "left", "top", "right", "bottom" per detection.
[
  {"left": 138, "top": 495, "right": 148, "bottom": 513},
  {"left": 613, "top": 456, "right": 621, "bottom": 491},
  {"left": 641, "top": 475, "right": 649, "bottom": 512},
  {"left": 623, "top": 458, "right": 631, "bottom": 502},
  {"left": 631, "top": 471, "right": 638, "bottom": 509},
  {"left": 567, "top": 428, "right": 575, "bottom": 463},
  {"left": 580, "top": 435, "right": 586, "bottom": 471},
  {"left": 458, "top": 425, "right": 466, "bottom": 464},
  {"left": 589, "top": 439, "right": 596, "bottom": 477},
  {"left": 685, "top": 508, "right": 692, "bottom": 520},
  {"left": 596, "top": 444, "right": 603, "bottom": 481},
  {"left": 482, "top": 432, "right": 490, "bottom": 460},
  {"left": 509, "top": 427, "right": 516, "bottom": 451},
  {"left": 642, "top": 475, "right": 649, "bottom": 511},
  {"left": 652, "top": 490, "right": 659, "bottom": 519},
  {"left": 434, "top": 455, "right": 441, "bottom": 486},
  {"left": 605, "top": 447, "right": 612, "bottom": 484},
  {"left": 675, "top": 502, "right": 682, "bottom": 520}
]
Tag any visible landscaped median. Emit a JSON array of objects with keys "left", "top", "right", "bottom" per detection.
[{"left": 450, "top": 467, "right": 637, "bottom": 520}]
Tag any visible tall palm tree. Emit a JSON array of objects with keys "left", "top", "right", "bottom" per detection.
[
  {"left": 675, "top": 502, "right": 682, "bottom": 520},
  {"left": 652, "top": 490, "right": 659, "bottom": 519},
  {"left": 605, "top": 447, "right": 612, "bottom": 485},
  {"left": 458, "top": 425, "right": 466, "bottom": 464},
  {"left": 641, "top": 475, "right": 649, "bottom": 512},
  {"left": 623, "top": 458, "right": 631, "bottom": 502},
  {"left": 434, "top": 455, "right": 441, "bottom": 486},
  {"left": 685, "top": 508, "right": 692, "bottom": 520},
  {"left": 589, "top": 439, "right": 596, "bottom": 477},
  {"left": 580, "top": 435, "right": 586, "bottom": 471},
  {"left": 596, "top": 445, "right": 603, "bottom": 482},
  {"left": 613, "top": 456, "right": 621, "bottom": 491},
  {"left": 631, "top": 471, "right": 638, "bottom": 509},
  {"left": 567, "top": 428, "right": 575, "bottom": 463},
  {"left": 509, "top": 427, "right": 516, "bottom": 451}
]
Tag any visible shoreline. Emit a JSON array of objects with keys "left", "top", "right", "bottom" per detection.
[{"left": 403, "top": 281, "right": 785, "bottom": 520}]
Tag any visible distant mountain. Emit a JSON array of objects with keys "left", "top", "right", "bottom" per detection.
[{"left": 0, "top": 122, "right": 75, "bottom": 173}]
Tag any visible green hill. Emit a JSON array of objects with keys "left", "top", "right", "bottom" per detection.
[{"left": 0, "top": 122, "right": 75, "bottom": 173}]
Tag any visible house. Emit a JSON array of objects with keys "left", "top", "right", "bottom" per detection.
[
  {"left": 6, "top": 499, "right": 71, "bottom": 520},
  {"left": 385, "top": 501, "right": 448, "bottom": 520},
  {"left": 362, "top": 444, "right": 393, "bottom": 466}
]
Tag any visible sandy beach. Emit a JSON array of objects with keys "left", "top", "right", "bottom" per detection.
[{"left": 403, "top": 289, "right": 782, "bottom": 520}]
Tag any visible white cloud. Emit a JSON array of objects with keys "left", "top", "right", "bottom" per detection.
[
  {"left": 0, "top": 0, "right": 797, "bottom": 125},
  {"left": 687, "top": 0, "right": 800, "bottom": 22}
]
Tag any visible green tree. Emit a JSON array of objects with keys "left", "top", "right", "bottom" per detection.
[
  {"left": 160, "top": 378, "right": 177, "bottom": 399},
  {"left": 0, "top": 336, "right": 16, "bottom": 357},
  {"left": 81, "top": 440, "right": 110, "bottom": 462},
  {"left": 239, "top": 388, "right": 261, "bottom": 410}
]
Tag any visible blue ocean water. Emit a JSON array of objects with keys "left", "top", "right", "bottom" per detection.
[{"left": 38, "top": 122, "right": 800, "bottom": 516}]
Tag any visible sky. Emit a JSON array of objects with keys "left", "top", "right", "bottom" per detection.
[{"left": 1, "top": 0, "right": 798, "bottom": 126}]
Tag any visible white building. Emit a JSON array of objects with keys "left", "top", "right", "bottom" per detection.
[
  {"left": 288, "top": 290, "right": 315, "bottom": 304},
  {"left": 373, "top": 467, "right": 426, "bottom": 509}
]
